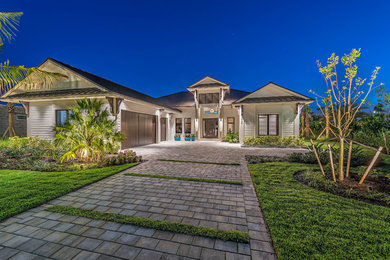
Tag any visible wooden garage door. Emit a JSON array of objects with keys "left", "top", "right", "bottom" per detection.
[{"left": 121, "top": 110, "right": 156, "bottom": 149}]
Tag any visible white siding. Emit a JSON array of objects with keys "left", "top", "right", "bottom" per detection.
[
  {"left": 243, "top": 105, "right": 256, "bottom": 137},
  {"left": 28, "top": 98, "right": 110, "bottom": 140},
  {"left": 241, "top": 103, "right": 299, "bottom": 139}
]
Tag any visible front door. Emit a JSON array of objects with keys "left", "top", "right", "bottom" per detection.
[{"left": 203, "top": 118, "right": 218, "bottom": 138}]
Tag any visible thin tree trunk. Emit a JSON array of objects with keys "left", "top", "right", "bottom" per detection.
[
  {"left": 305, "top": 108, "right": 310, "bottom": 137},
  {"left": 328, "top": 144, "right": 337, "bottom": 182},
  {"left": 325, "top": 106, "right": 329, "bottom": 139},
  {"left": 339, "top": 137, "right": 345, "bottom": 181},
  {"left": 346, "top": 140, "right": 352, "bottom": 178}
]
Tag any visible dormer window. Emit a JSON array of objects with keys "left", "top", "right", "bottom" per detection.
[{"left": 199, "top": 93, "right": 219, "bottom": 104}]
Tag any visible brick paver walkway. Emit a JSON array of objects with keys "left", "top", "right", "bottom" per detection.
[{"left": 0, "top": 141, "right": 306, "bottom": 259}]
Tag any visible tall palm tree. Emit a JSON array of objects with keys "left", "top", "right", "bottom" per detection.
[{"left": 0, "top": 11, "right": 64, "bottom": 137}]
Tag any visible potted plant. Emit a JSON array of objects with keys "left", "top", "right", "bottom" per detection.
[
  {"left": 185, "top": 134, "right": 191, "bottom": 141},
  {"left": 191, "top": 134, "right": 195, "bottom": 141},
  {"left": 174, "top": 134, "right": 181, "bottom": 141}
]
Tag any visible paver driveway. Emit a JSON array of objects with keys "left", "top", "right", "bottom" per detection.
[{"left": 0, "top": 141, "right": 305, "bottom": 259}]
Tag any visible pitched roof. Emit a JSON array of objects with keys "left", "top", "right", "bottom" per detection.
[
  {"left": 187, "top": 76, "right": 229, "bottom": 89},
  {"left": 29, "top": 58, "right": 180, "bottom": 112},
  {"left": 158, "top": 89, "right": 249, "bottom": 107},
  {"left": 234, "top": 81, "right": 314, "bottom": 104},
  {"left": 237, "top": 96, "right": 312, "bottom": 104}
]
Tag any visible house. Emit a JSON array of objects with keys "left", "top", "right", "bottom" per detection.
[
  {"left": 0, "top": 102, "right": 27, "bottom": 138},
  {"left": 0, "top": 58, "right": 313, "bottom": 148}
]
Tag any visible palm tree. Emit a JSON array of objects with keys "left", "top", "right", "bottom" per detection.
[
  {"left": 0, "top": 11, "right": 64, "bottom": 138},
  {"left": 55, "top": 99, "right": 125, "bottom": 162}
]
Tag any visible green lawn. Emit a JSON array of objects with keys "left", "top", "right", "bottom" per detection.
[
  {"left": 0, "top": 163, "right": 138, "bottom": 221},
  {"left": 248, "top": 162, "right": 390, "bottom": 259}
]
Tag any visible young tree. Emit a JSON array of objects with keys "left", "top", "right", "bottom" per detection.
[{"left": 314, "top": 49, "right": 381, "bottom": 181}]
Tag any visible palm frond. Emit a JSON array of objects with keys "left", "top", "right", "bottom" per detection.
[
  {"left": 0, "top": 12, "right": 23, "bottom": 47},
  {"left": 0, "top": 60, "right": 67, "bottom": 94}
]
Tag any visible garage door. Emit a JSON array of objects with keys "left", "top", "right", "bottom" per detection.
[{"left": 121, "top": 110, "right": 156, "bottom": 149}]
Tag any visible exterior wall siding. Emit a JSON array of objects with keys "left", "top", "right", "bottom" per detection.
[
  {"left": 28, "top": 98, "right": 110, "bottom": 140},
  {"left": 242, "top": 103, "right": 299, "bottom": 139}
]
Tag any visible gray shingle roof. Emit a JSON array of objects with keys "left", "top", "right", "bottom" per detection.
[{"left": 44, "top": 58, "right": 181, "bottom": 112}]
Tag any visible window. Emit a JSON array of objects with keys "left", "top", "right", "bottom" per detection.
[
  {"left": 227, "top": 117, "right": 235, "bottom": 133},
  {"left": 258, "top": 114, "right": 278, "bottom": 136},
  {"left": 198, "top": 93, "right": 219, "bottom": 104},
  {"left": 56, "top": 110, "right": 72, "bottom": 127},
  {"left": 185, "top": 118, "right": 191, "bottom": 133},
  {"left": 175, "top": 118, "right": 182, "bottom": 133}
]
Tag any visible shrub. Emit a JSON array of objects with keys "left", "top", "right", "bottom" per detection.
[
  {"left": 243, "top": 135, "right": 304, "bottom": 147},
  {"left": 103, "top": 150, "right": 141, "bottom": 166},
  {"left": 223, "top": 133, "right": 239, "bottom": 143},
  {"left": 286, "top": 145, "right": 379, "bottom": 167},
  {"left": 352, "top": 130, "right": 390, "bottom": 148},
  {"left": 55, "top": 99, "right": 125, "bottom": 163}
]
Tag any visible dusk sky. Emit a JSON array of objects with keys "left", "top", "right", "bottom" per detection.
[{"left": 2, "top": 0, "right": 389, "bottom": 101}]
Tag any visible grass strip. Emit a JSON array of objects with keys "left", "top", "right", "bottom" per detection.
[
  {"left": 157, "top": 159, "right": 240, "bottom": 165},
  {"left": 125, "top": 172, "right": 242, "bottom": 185},
  {"left": 0, "top": 163, "right": 138, "bottom": 221},
  {"left": 46, "top": 205, "right": 249, "bottom": 243}
]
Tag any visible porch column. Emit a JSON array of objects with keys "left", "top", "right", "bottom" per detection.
[
  {"left": 236, "top": 105, "right": 244, "bottom": 144},
  {"left": 156, "top": 109, "right": 163, "bottom": 143}
]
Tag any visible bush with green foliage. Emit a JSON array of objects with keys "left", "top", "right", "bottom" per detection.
[
  {"left": 103, "top": 150, "right": 142, "bottom": 166},
  {"left": 243, "top": 135, "right": 304, "bottom": 147},
  {"left": 352, "top": 130, "right": 390, "bottom": 148},
  {"left": 0, "top": 137, "right": 67, "bottom": 171},
  {"left": 223, "top": 133, "right": 239, "bottom": 143},
  {"left": 55, "top": 99, "right": 125, "bottom": 162}
]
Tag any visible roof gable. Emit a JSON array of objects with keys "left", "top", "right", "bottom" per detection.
[
  {"left": 2, "top": 58, "right": 180, "bottom": 112},
  {"left": 234, "top": 82, "right": 313, "bottom": 104},
  {"left": 187, "top": 76, "right": 229, "bottom": 89}
]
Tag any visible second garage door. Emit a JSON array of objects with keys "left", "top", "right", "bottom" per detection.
[{"left": 121, "top": 110, "right": 156, "bottom": 149}]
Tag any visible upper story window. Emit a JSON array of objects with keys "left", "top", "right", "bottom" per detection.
[
  {"left": 198, "top": 93, "right": 219, "bottom": 104},
  {"left": 56, "top": 110, "right": 73, "bottom": 127}
]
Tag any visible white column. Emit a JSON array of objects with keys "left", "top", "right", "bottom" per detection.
[
  {"left": 156, "top": 109, "right": 161, "bottom": 143},
  {"left": 238, "top": 105, "right": 244, "bottom": 144}
]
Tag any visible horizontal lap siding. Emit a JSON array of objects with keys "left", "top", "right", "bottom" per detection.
[
  {"left": 29, "top": 103, "right": 56, "bottom": 139},
  {"left": 28, "top": 98, "right": 110, "bottom": 140},
  {"left": 242, "top": 103, "right": 298, "bottom": 138}
]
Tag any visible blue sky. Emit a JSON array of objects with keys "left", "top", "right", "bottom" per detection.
[{"left": 2, "top": 0, "right": 389, "bottom": 101}]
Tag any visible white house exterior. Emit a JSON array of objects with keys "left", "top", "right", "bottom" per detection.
[{"left": 0, "top": 58, "right": 313, "bottom": 148}]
